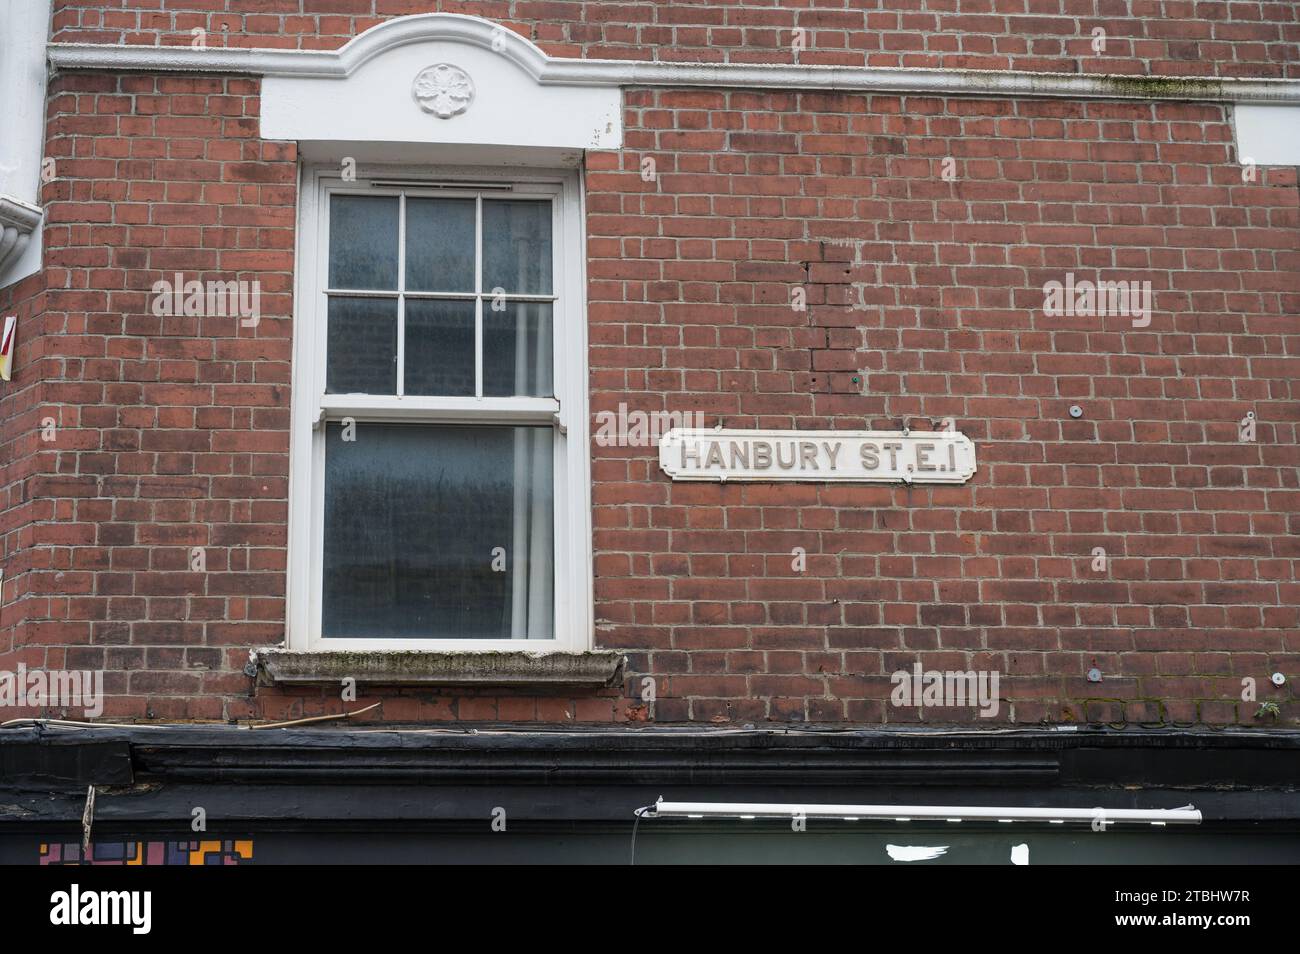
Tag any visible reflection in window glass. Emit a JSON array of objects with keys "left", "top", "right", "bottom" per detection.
[
  {"left": 404, "top": 298, "right": 475, "bottom": 396},
  {"left": 483, "top": 301, "right": 553, "bottom": 397},
  {"left": 322, "top": 423, "right": 553, "bottom": 639},
  {"left": 406, "top": 198, "right": 476, "bottom": 293},
  {"left": 329, "top": 195, "right": 398, "bottom": 290},
  {"left": 326, "top": 296, "right": 397, "bottom": 394},
  {"left": 483, "top": 200, "right": 552, "bottom": 295}
]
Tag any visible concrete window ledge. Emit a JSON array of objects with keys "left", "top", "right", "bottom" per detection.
[{"left": 255, "top": 650, "right": 626, "bottom": 690}]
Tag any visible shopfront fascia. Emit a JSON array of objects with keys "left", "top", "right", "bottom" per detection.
[{"left": 2, "top": 726, "right": 1297, "bottom": 864}]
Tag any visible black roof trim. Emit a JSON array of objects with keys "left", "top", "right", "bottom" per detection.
[{"left": 2, "top": 724, "right": 1297, "bottom": 789}]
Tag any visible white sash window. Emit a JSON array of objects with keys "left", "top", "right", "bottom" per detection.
[{"left": 287, "top": 167, "right": 591, "bottom": 652}]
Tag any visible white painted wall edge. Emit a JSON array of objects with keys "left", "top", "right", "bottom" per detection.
[
  {"left": 1233, "top": 105, "right": 1300, "bottom": 165},
  {"left": 46, "top": 12, "right": 1300, "bottom": 105},
  {"left": 0, "top": 0, "right": 52, "bottom": 289}
]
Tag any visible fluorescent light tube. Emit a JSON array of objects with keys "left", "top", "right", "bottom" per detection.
[{"left": 639, "top": 800, "right": 1201, "bottom": 826}]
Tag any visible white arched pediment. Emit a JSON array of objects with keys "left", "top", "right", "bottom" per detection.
[{"left": 259, "top": 14, "right": 622, "bottom": 151}]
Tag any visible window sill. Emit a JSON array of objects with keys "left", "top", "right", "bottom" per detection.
[{"left": 255, "top": 649, "right": 626, "bottom": 690}]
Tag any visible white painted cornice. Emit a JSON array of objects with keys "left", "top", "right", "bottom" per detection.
[
  {"left": 0, "top": 194, "right": 41, "bottom": 277},
  {"left": 46, "top": 12, "right": 1300, "bottom": 104},
  {"left": 51, "top": 14, "right": 549, "bottom": 81}
]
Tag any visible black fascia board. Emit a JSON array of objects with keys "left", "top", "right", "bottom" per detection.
[{"left": 1, "top": 724, "right": 1297, "bottom": 791}]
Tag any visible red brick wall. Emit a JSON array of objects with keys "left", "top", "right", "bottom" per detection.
[
  {"left": 48, "top": 0, "right": 1300, "bottom": 78},
  {"left": 3, "top": 73, "right": 297, "bottom": 721},
  {"left": 588, "top": 89, "right": 1299, "bottom": 725},
  {"left": 0, "top": 270, "right": 50, "bottom": 696},
  {"left": 4, "top": 9, "right": 1299, "bottom": 726}
]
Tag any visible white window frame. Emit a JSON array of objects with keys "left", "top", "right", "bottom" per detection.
[{"left": 286, "top": 163, "right": 592, "bottom": 653}]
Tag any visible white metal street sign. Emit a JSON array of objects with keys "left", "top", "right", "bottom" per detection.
[{"left": 658, "top": 428, "right": 977, "bottom": 484}]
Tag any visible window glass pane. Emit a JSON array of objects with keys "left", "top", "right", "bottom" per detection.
[
  {"left": 329, "top": 195, "right": 398, "bottom": 290},
  {"left": 406, "top": 198, "right": 476, "bottom": 292},
  {"left": 326, "top": 296, "right": 396, "bottom": 394},
  {"left": 322, "top": 423, "right": 554, "bottom": 640},
  {"left": 404, "top": 298, "right": 475, "bottom": 396},
  {"left": 483, "top": 199, "right": 552, "bottom": 295},
  {"left": 483, "top": 301, "right": 553, "bottom": 397}
]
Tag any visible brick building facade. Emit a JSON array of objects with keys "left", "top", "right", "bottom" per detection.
[{"left": 0, "top": 2, "right": 1298, "bottom": 866}]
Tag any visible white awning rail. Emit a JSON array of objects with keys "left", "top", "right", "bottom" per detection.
[{"left": 639, "top": 799, "right": 1202, "bottom": 826}]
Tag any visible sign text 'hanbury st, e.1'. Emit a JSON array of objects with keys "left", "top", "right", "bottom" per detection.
[{"left": 658, "top": 428, "right": 977, "bottom": 484}]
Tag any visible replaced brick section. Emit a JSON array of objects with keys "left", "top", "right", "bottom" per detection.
[
  {"left": 48, "top": 0, "right": 1300, "bottom": 79},
  {"left": 587, "top": 89, "right": 1300, "bottom": 725}
]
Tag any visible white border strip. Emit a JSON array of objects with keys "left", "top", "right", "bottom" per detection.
[{"left": 46, "top": 12, "right": 1300, "bottom": 104}]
